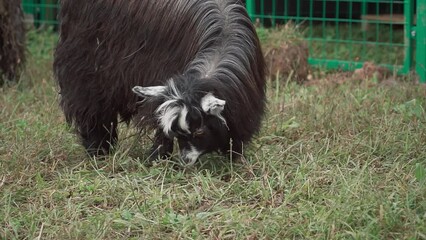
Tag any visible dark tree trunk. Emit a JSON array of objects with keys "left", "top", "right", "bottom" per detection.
[{"left": 0, "top": 0, "right": 26, "bottom": 85}]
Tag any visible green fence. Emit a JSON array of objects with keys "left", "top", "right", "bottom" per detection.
[
  {"left": 20, "top": 0, "right": 425, "bottom": 82},
  {"left": 21, "top": 0, "right": 58, "bottom": 28},
  {"left": 417, "top": 1, "right": 426, "bottom": 83},
  {"left": 247, "top": 0, "right": 424, "bottom": 82}
]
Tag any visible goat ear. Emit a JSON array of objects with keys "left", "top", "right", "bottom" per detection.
[
  {"left": 132, "top": 86, "right": 167, "bottom": 98},
  {"left": 201, "top": 93, "right": 226, "bottom": 115}
]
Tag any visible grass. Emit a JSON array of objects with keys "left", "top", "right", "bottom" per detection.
[{"left": 1, "top": 29, "right": 426, "bottom": 239}]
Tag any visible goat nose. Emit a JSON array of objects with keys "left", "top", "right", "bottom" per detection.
[
  {"left": 181, "top": 156, "right": 198, "bottom": 166},
  {"left": 180, "top": 147, "right": 202, "bottom": 166}
]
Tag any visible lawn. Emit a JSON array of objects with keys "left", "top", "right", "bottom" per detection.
[{"left": 0, "top": 29, "right": 425, "bottom": 239}]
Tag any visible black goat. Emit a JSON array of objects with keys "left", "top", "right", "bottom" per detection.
[{"left": 54, "top": 0, "right": 266, "bottom": 164}]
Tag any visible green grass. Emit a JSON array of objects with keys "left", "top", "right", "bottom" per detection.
[{"left": 1, "top": 30, "right": 426, "bottom": 239}]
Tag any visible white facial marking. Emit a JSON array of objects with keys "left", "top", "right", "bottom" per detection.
[
  {"left": 201, "top": 93, "right": 226, "bottom": 115},
  {"left": 158, "top": 106, "right": 181, "bottom": 136},
  {"left": 132, "top": 86, "right": 167, "bottom": 97},
  {"left": 168, "top": 79, "right": 182, "bottom": 100},
  {"left": 178, "top": 106, "right": 190, "bottom": 134},
  {"left": 157, "top": 99, "right": 178, "bottom": 114},
  {"left": 182, "top": 145, "right": 202, "bottom": 166}
]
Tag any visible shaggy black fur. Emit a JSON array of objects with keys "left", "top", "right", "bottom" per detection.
[{"left": 54, "top": 0, "right": 266, "bottom": 161}]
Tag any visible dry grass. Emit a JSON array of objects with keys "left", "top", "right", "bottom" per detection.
[{"left": 258, "top": 23, "right": 310, "bottom": 82}]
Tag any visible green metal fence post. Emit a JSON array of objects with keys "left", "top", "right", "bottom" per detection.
[
  {"left": 246, "top": 0, "right": 255, "bottom": 21},
  {"left": 417, "top": 1, "right": 426, "bottom": 83},
  {"left": 403, "top": 0, "right": 414, "bottom": 74},
  {"left": 21, "top": 0, "right": 34, "bottom": 15}
]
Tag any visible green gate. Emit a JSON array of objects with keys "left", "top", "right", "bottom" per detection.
[
  {"left": 21, "top": 0, "right": 58, "bottom": 28},
  {"left": 20, "top": 0, "right": 426, "bottom": 83},
  {"left": 417, "top": 1, "right": 426, "bottom": 82},
  {"left": 247, "top": 0, "right": 424, "bottom": 83}
]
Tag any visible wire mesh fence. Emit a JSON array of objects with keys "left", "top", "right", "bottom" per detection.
[
  {"left": 246, "top": 0, "right": 417, "bottom": 74},
  {"left": 21, "top": 0, "right": 59, "bottom": 29},
  {"left": 20, "top": 0, "right": 425, "bottom": 82}
]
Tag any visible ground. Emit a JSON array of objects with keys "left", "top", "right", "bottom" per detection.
[{"left": 0, "top": 29, "right": 425, "bottom": 239}]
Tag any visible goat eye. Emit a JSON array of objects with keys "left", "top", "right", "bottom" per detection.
[{"left": 193, "top": 128, "right": 204, "bottom": 137}]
